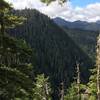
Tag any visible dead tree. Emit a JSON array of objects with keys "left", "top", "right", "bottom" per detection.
[
  {"left": 60, "top": 81, "right": 64, "bottom": 100},
  {"left": 96, "top": 34, "right": 100, "bottom": 100},
  {"left": 76, "top": 61, "right": 81, "bottom": 100}
]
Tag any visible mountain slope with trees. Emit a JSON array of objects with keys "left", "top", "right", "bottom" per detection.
[
  {"left": 62, "top": 28, "right": 98, "bottom": 60},
  {"left": 53, "top": 17, "right": 98, "bottom": 60},
  {"left": 7, "top": 9, "right": 94, "bottom": 99},
  {"left": 0, "top": 1, "right": 34, "bottom": 99}
]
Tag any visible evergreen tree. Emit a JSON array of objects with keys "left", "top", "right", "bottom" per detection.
[
  {"left": 87, "top": 68, "right": 97, "bottom": 100},
  {"left": 88, "top": 34, "right": 100, "bottom": 100},
  {"left": 0, "top": 1, "right": 34, "bottom": 99},
  {"left": 64, "top": 82, "right": 86, "bottom": 100},
  {"left": 64, "top": 62, "right": 86, "bottom": 100},
  {"left": 0, "top": 0, "right": 25, "bottom": 35},
  {"left": 8, "top": 9, "right": 93, "bottom": 99},
  {"left": 87, "top": 34, "right": 100, "bottom": 100},
  {"left": 33, "top": 74, "right": 51, "bottom": 100},
  {"left": 0, "top": 35, "right": 34, "bottom": 99}
]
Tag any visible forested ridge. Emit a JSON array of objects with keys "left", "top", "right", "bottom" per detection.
[
  {"left": 0, "top": 0, "right": 100, "bottom": 100},
  {"left": 7, "top": 9, "right": 93, "bottom": 99},
  {"left": 53, "top": 17, "right": 99, "bottom": 61},
  {"left": 61, "top": 28, "right": 98, "bottom": 61},
  {"left": 54, "top": 17, "right": 100, "bottom": 31}
]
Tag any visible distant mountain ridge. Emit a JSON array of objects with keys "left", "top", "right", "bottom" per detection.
[
  {"left": 53, "top": 17, "right": 99, "bottom": 60},
  {"left": 53, "top": 17, "right": 100, "bottom": 31}
]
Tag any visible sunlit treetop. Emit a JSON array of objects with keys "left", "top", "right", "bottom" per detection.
[{"left": 0, "top": 0, "right": 25, "bottom": 35}]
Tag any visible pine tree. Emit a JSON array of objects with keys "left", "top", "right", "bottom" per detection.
[
  {"left": 0, "top": 1, "right": 34, "bottom": 99},
  {"left": 87, "top": 34, "right": 100, "bottom": 100},
  {"left": 0, "top": 36, "right": 34, "bottom": 99},
  {"left": 87, "top": 68, "right": 97, "bottom": 100},
  {"left": 0, "top": 0, "right": 25, "bottom": 35},
  {"left": 33, "top": 74, "right": 51, "bottom": 100},
  {"left": 64, "top": 61, "right": 86, "bottom": 100}
]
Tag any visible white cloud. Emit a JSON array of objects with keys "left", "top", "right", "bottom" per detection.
[
  {"left": 39, "top": 1, "right": 71, "bottom": 18},
  {"left": 5, "top": 0, "right": 100, "bottom": 22},
  {"left": 6, "top": 0, "right": 45, "bottom": 9}
]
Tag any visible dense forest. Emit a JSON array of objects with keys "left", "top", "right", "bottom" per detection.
[
  {"left": 61, "top": 28, "right": 98, "bottom": 61},
  {"left": 0, "top": 0, "right": 100, "bottom": 100},
  {"left": 7, "top": 9, "right": 93, "bottom": 99}
]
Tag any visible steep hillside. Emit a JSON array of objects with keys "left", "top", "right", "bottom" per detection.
[
  {"left": 7, "top": 9, "right": 93, "bottom": 99},
  {"left": 0, "top": 35, "right": 33, "bottom": 99},
  {"left": 54, "top": 17, "right": 99, "bottom": 60},
  {"left": 63, "top": 28, "right": 98, "bottom": 60}
]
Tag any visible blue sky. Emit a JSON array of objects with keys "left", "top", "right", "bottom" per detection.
[{"left": 71, "top": 0, "right": 100, "bottom": 7}]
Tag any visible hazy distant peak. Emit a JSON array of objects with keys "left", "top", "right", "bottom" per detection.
[{"left": 53, "top": 17, "right": 100, "bottom": 31}]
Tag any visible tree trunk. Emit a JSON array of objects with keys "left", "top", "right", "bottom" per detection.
[
  {"left": 44, "top": 83, "right": 49, "bottom": 100},
  {"left": 76, "top": 62, "right": 81, "bottom": 100},
  {"left": 96, "top": 34, "right": 100, "bottom": 100},
  {"left": 97, "top": 64, "right": 100, "bottom": 100},
  {"left": 60, "top": 82, "right": 64, "bottom": 100}
]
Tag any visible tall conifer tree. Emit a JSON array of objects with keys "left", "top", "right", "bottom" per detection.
[{"left": 0, "top": 1, "right": 34, "bottom": 99}]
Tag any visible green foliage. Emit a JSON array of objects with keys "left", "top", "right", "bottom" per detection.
[
  {"left": 87, "top": 68, "right": 97, "bottom": 100},
  {"left": 33, "top": 74, "right": 51, "bottom": 100},
  {"left": 0, "top": 0, "right": 25, "bottom": 35},
  {"left": 62, "top": 28, "right": 98, "bottom": 61},
  {"left": 0, "top": 35, "right": 33, "bottom": 99},
  {"left": 64, "top": 83, "right": 78, "bottom": 100},
  {"left": 0, "top": 1, "right": 34, "bottom": 99},
  {"left": 89, "top": 96, "right": 96, "bottom": 100},
  {"left": 8, "top": 9, "right": 93, "bottom": 99},
  {"left": 4, "top": 11, "right": 25, "bottom": 28},
  {"left": 64, "top": 82, "right": 86, "bottom": 100},
  {"left": 0, "top": 1, "right": 96, "bottom": 100}
]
